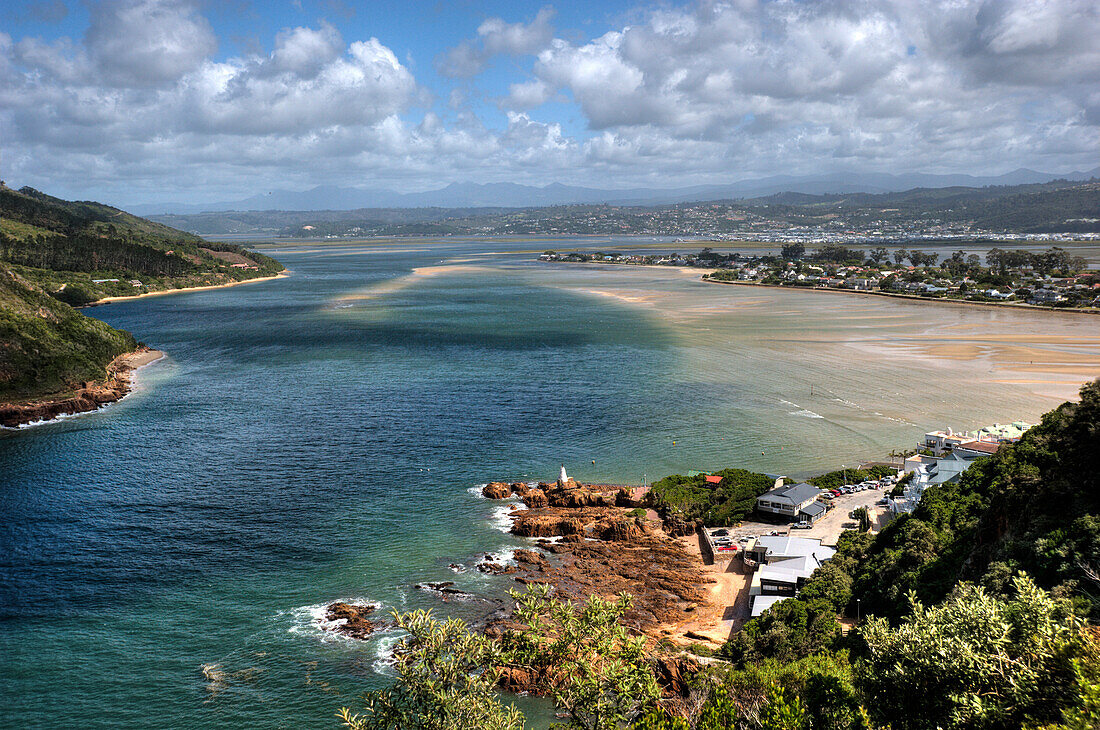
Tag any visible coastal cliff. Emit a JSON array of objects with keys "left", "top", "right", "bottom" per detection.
[
  {"left": 0, "top": 346, "right": 162, "bottom": 428},
  {"left": 0, "top": 186, "right": 285, "bottom": 425}
]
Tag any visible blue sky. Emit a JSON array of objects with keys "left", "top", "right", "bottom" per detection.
[{"left": 2, "top": 0, "right": 1098, "bottom": 207}]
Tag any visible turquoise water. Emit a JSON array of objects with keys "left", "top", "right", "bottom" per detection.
[{"left": 2, "top": 238, "right": 1094, "bottom": 728}]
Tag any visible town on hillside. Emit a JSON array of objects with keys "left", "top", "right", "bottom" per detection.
[{"left": 540, "top": 245, "right": 1100, "bottom": 309}]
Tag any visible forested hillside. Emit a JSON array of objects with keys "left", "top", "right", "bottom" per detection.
[
  {"left": 0, "top": 265, "right": 137, "bottom": 401},
  {"left": 0, "top": 185, "right": 284, "bottom": 405},
  {"left": 1, "top": 185, "right": 284, "bottom": 305}
]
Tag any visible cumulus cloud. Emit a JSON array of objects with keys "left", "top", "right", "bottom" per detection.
[
  {"left": 1, "top": 0, "right": 1098, "bottom": 203},
  {"left": 436, "top": 6, "right": 555, "bottom": 78},
  {"left": 86, "top": 0, "right": 217, "bottom": 87},
  {"left": 521, "top": 0, "right": 1100, "bottom": 173}
]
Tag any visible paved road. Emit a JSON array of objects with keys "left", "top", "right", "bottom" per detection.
[{"left": 800, "top": 488, "right": 890, "bottom": 546}]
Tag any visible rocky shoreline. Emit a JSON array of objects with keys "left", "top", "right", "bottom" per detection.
[
  {"left": 310, "top": 477, "right": 719, "bottom": 700},
  {"left": 479, "top": 479, "right": 715, "bottom": 641},
  {"left": 0, "top": 347, "right": 163, "bottom": 428}
]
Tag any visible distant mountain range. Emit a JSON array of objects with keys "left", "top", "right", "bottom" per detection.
[{"left": 129, "top": 167, "right": 1100, "bottom": 216}]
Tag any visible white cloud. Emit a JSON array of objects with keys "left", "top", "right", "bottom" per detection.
[
  {"left": 1, "top": 0, "right": 1098, "bottom": 203},
  {"left": 504, "top": 79, "right": 551, "bottom": 109},
  {"left": 86, "top": 0, "right": 217, "bottom": 87},
  {"left": 436, "top": 6, "right": 555, "bottom": 78}
]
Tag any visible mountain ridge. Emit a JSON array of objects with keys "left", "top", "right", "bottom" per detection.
[{"left": 128, "top": 167, "right": 1100, "bottom": 216}]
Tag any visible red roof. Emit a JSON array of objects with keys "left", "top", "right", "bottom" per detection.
[
  {"left": 957, "top": 441, "right": 1001, "bottom": 454},
  {"left": 705, "top": 475, "right": 723, "bottom": 484}
]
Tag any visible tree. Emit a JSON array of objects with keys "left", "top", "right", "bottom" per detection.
[
  {"left": 781, "top": 243, "right": 805, "bottom": 260},
  {"left": 339, "top": 609, "right": 524, "bottom": 730},
  {"left": 868, "top": 247, "right": 889, "bottom": 264},
  {"left": 342, "top": 586, "right": 662, "bottom": 730},
  {"left": 722, "top": 598, "right": 842, "bottom": 666},
  {"left": 503, "top": 585, "right": 662, "bottom": 730},
  {"left": 893, "top": 248, "right": 909, "bottom": 265},
  {"left": 858, "top": 576, "right": 1096, "bottom": 730}
]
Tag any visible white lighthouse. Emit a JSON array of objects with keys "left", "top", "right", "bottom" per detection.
[{"left": 559, "top": 464, "right": 569, "bottom": 483}]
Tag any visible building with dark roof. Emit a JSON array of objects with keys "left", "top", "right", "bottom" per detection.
[{"left": 755, "top": 482, "right": 825, "bottom": 523}]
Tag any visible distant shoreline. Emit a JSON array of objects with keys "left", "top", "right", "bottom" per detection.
[
  {"left": 87, "top": 270, "right": 290, "bottom": 306},
  {"left": 0, "top": 348, "right": 165, "bottom": 429},
  {"left": 700, "top": 276, "right": 1100, "bottom": 316}
]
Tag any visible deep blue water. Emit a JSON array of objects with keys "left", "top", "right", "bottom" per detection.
[{"left": 0, "top": 240, "right": 696, "bottom": 728}]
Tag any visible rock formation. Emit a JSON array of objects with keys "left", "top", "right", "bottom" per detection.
[{"left": 324, "top": 602, "right": 388, "bottom": 640}]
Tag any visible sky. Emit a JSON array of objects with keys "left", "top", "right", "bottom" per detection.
[{"left": 1, "top": 0, "right": 1098, "bottom": 207}]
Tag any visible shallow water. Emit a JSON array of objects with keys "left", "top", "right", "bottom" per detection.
[{"left": 2, "top": 237, "right": 1098, "bottom": 728}]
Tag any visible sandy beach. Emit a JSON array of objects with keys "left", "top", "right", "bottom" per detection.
[{"left": 91, "top": 271, "right": 290, "bottom": 305}]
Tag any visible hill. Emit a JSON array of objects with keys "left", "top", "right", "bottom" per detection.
[
  {"left": 132, "top": 166, "right": 1100, "bottom": 216},
  {"left": 0, "top": 186, "right": 285, "bottom": 414},
  {"left": 0, "top": 264, "right": 137, "bottom": 403},
  {"left": 148, "top": 178, "right": 1100, "bottom": 238},
  {"left": 1, "top": 185, "right": 284, "bottom": 305}
]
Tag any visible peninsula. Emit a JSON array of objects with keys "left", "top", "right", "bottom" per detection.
[{"left": 0, "top": 185, "right": 285, "bottom": 426}]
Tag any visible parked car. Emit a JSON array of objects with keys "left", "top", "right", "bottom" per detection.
[{"left": 792, "top": 523, "right": 813, "bottom": 529}]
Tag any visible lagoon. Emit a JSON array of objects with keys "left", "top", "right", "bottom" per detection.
[{"left": 2, "top": 237, "right": 1097, "bottom": 728}]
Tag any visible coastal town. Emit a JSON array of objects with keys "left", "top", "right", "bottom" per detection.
[
  {"left": 473, "top": 417, "right": 1033, "bottom": 648},
  {"left": 540, "top": 244, "right": 1100, "bottom": 309}
]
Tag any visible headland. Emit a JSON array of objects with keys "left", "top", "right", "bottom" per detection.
[{"left": 0, "top": 347, "right": 164, "bottom": 428}]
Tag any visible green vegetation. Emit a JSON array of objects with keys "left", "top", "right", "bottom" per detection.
[
  {"left": 0, "top": 185, "right": 283, "bottom": 303},
  {"left": 645, "top": 468, "right": 776, "bottom": 526},
  {"left": 859, "top": 576, "right": 1094, "bottom": 730},
  {"left": 0, "top": 265, "right": 137, "bottom": 400},
  {"left": 342, "top": 586, "right": 659, "bottom": 730},
  {"left": 337, "top": 381, "right": 1100, "bottom": 729},
  {"left": 0, "top": 185, "right": 284, "bottom": 404}
]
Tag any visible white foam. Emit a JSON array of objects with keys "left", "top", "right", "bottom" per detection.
[
  {"left": 1, "top": 404, "right": 116, "bottom": 430},
  {"left": 780, "top": 399, "right": 823, "bottom": 419},
  {"left": 372, "top": 629, "right": 405, "bottom": 676},
  {"left": 790, "top": 409, "right": 824, "bottom": 419},
  {"left": 467, "top": 484, "right": 489, "bottom": 499},
  {"left": 487, "top": 503, "right": 522, "bottom": 534},
  {"left": 285, "top": 598, "right": 380, "bottom": 642}
]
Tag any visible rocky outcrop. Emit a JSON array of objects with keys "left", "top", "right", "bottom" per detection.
[
  {"left": 662, "top": 515, "right": 701, "bottom": 538},
  {"left": 653, "top": 655, "right": 702, "bottom": 697},
  {"left": 496, "top": 665, "right": 540, "bottom": 694},
  {"left": 415, "top": 581, "right": 474, "bottom": 600},
  {"left": 597, "top": 517, "right": 648, "bottom": 542},
  {"left": 324, "top": 602, "right": 388, "bottom": 640},
  {"left": 616, "top": 488, "right": 643, "bottom": 508},
  {"left": 513, "top": 549, "right": 549, "bottom": 568},
  {"left": 522, "top": 489, "right": 549, "bottom": 508},
  {"left": 546, "top": 485, "right": 618, "bottom": 508},
  {"left": 482, "top": 482, "right": 513, "bottom": 499},
  {"left": 510, "top": 512, "right": 586, "bottom": 538}
]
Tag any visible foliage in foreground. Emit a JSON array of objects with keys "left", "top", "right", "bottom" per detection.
[
  {"left": 338, "top": 578, "right": 1098, "bottom": 730},
  {"left": 859, "top": 576, "right": 1097, "bottom": 730},
  {"left": 341, "top": 586, "right": 659, "bottom": 730}
]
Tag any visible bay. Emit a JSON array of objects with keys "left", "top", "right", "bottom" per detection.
[{"left": 2, "top": 237, "right": 1098, "bottom": 728}]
